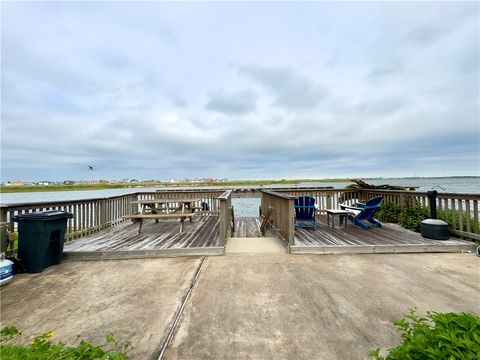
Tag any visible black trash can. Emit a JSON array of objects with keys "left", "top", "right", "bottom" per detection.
[{"left": 12, "top": 210, "right": 73, "bottom": 273}]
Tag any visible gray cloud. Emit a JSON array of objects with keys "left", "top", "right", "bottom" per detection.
[
  {"left": 365, "top": 66, "right": 400, "bottom": 82},
  {"left": 205, "top": 89, "right": 257, "bottom": 115},
  {"left": 238, "top": 65, "right": 327, "bottom": 111},
  {"left": 1, "top": 2, "right": 478, "bottom": 181},
  {"left": 405, "top": 25, "right": 448, "bottom": 46},
  {"left": 354, "top": 97, "right": 408, "bottom": 117}
]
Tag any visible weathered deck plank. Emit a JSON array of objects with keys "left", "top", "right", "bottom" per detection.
[
  {"left": 292, "top": 215, "right": 476, "bottom": 254},
  {"left": 233, "top": 217, "right": 262, "bottom": 237},
  {"left": 64, "top": 215, "right": 220, "bottom": 255}
]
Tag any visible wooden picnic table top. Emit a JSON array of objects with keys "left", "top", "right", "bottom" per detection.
[
  {"left": 123, "top": 213, "right": 194, "bottom": 219},
  {"left": 326, "top": 209, "right": 350, "bottom": 215},
  {"left": 130, "top": 198, "right": 202, "bottom": 205}
]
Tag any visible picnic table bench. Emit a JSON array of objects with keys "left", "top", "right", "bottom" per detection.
[
  {"left": 122, "top": 213, "right": 195, "bottom": 234},
  {"left": 125, "top": 198, "right": 202, "bottom": 234}
]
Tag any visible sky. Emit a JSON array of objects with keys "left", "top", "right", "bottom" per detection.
[{"left": 1, "top": 1, "right": 479, "bottom": 182}]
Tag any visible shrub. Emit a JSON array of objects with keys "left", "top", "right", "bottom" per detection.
[
  {"left": 437, "top": 208, "right": 479, "bottom": 234},
  {"left": 375, "top": 202, "right": 428, "bottom": 233},
  {"left": 0, "top": 326, "right": 131, "bottom": 359},
  {"left": 398, "top": 204, "right": 429, "bottom": 232},
  {"left": 376, "top": 203, "right": 402, "bottom": 223},
  {"left": 370, "top": 308, "right": 480, "bottom": 360}
]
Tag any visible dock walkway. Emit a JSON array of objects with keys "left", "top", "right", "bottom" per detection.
[
  {"left": 64, "top": 214, "right": 222, "bottom": 260},
  {"left": 292, "top": 214, "right": 475, "bottom": 254}
]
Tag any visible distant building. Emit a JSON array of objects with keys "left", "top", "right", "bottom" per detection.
[
  {"left": 11, "top": 180, "right": 27, "bottom": 185},
  {"left": 37, "top": 181, "right": 52, "bottom": 186}
]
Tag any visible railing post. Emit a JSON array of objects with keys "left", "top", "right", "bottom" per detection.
[
  {"left": 230, "top": 206, "right": 235, "bottom": 234},
  {"left": 326, "top": 195, "right": 332, "bottom": 209},
  {"left": 219, "top": 199, "right": 226, "bottom": 245},
  {"left": 287, "top": 198, "right": 295, "bottom": 247},
  {"left": 100, "top": 199, "right": 107, "bottom": 230},
  {"left": 0, "top": 208, "right": 8, "bottom": 253},
  {"left": 218, "top": 190, "right": 232, "bottom": 246}
]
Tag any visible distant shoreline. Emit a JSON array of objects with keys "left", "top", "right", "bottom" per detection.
[
  {"left": 1, "top": 176, "right": 477, "bottom": 194},
  {"left": 0, "top": 179, "right": 348, "bottom": 193}
]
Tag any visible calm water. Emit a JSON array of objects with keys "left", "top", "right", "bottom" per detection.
[
  {"left": 1, "top": 177, "right": 478, "bottom": 217},
  {"left": 297, "top": 177, "right": 480, "bottom": 194}
]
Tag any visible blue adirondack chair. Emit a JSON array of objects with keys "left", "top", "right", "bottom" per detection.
[
  {"left": 294, "top": 196, "right": 317, "bottom": 229},
  {"left": 340, "top": 196, "right": 383, "bottom": 230}
]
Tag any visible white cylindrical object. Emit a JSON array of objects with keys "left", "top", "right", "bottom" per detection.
[{"left": 0, "top": 259, "right": 13, "bottom": 286}]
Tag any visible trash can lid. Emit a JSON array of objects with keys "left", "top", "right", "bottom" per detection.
[
  {"left": 421, "top": 219, "right": 448, "bottom": 226},
  {"left": 12, "top": 210, "right": 73, "bottom": 221}
]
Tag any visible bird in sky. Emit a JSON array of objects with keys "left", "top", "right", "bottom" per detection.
[{"left": 88, "top": 165, "right": 94, "bottom": 170}]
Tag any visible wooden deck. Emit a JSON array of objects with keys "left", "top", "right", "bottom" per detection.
[
  {"left": 291, "top": 215, "right": 476, "bottom": 254},
  {"left": 64, "top": 215, "right": 222, "bottom": 260},
  {"left": 233, "top": 217, "right": 262, "bottom": 237}
]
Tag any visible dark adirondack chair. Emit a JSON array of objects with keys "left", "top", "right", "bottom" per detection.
[
  {"left": 340, "top": 196, "right": 383, "bottom": 230},
  {"left": 294, "top": 196, "right": 317, "bottom": 229}
]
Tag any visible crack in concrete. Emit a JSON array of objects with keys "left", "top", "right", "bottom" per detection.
[{"left": 156, "top": 257, "right": 206, "bottom": 360}]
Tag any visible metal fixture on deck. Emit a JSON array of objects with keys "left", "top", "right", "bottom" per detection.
[{"left": 421, "top": 190, "right": 450, "bottom": 240}]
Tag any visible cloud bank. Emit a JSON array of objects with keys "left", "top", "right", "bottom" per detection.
[{"left": 1, "top": 2, "right": 478, "bottom": 181}]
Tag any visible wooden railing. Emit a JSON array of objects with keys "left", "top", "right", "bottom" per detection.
[
  {"left": 136, "top": 190, "right": 225, "bottom": 212},
  {"left": 218, "top": 190, "right": 233, "bottom": 246},
  {"left": 274, "top": 188, "right": 479, "bottom": 240},
  {"left": 2, "top": 187, "right": 478, "bottom": 253},
  {"left": 0, "top": 193, "right": 137, "bottom": 251},
  {"left": 275, "top": 188, "right": 360, "bottom": 211},
  {"left": 261, "top": 190, "right": 295, "bottom": 246},
  {"left": 0, "top": 189, "right": 231, "bottom": 253},
  {"left": 357, "top": 189, "right": 480, "bottom": 240}
]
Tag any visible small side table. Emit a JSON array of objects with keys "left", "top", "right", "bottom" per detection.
[{"left": 326, "top": 209, "right": 349, "bottom": 229}]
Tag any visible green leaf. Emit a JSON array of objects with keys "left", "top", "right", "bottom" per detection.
[{"left": 0, "top": 326, "right": 20, "bottom": 342}]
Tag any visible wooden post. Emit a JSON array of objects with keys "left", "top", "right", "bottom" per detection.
[
  {"left": 0, "top": 208, "right": 8, "bottom": 254},
  {"left": 473, "top": 200, "right": 479, "bottom": 234},
  {"left": 100, "top": 199, "right": 107, "bottom": 230},
  {"left": 326, "top": 195, "right": 332, "bottom": 210},
  {"left": 217, "top": 190, "right": 232, "bottom": 246},
  {"left": 287, "top": 198, "right": 295, "bottom": 248},
  {"left": 230, "top": 206, "right": 235, "bottom": 234},
  {"left": 458, "top": 200, "right": 464, "bottom": 232},
  {"left": 465, "top": 200, "right": 471, "bottom": 234}
]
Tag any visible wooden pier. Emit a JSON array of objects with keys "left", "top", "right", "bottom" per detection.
[
  {"left": 63, "top": 215, "right": 223, "bottom": 260},
  {"left": 291, "top": 214, "right": 476, "bottom": 254},
  {"left": 1, "top": 187, "right": 478, "bottom": 259},
  {"left": 233, "top": 217, "right": 262, "bottom": 237}
]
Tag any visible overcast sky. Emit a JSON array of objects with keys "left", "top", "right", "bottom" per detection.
[{"left": 1, "top": 1, "right": 479, "bottom": 182}]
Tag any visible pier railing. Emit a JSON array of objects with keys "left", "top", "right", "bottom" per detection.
[
  {"left": 218, "top": 190, "right": 234, "bottom": 246},
  {"left": 137, "top": 190, "right": 225, "bottom": 212},
  {"left": 0, "top": 193, "right": 137, "bottom": 251},
  {"left": 273, "top": 188, "right": 479, "bottom": 240},
  {"left": 355, "top": 189, "right": 480, "bottom": 240},
  {"left": 0, "top": 189, "right": 230, "bottom": 253},
  {"left": 1, "top": 187, "right": 478, "bottom": 252},
  {"left": 261, "top": 190, "right": 295, "bottom": 246},
  {"left": 275, "top": 188, "right": 360, "bottom": 211}
]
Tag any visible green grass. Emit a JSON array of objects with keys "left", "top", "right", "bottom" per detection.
[
  {"left": 0, "top": 184, "right": 128, "bottom": 193},
  {"left": 1, "top": 326, "right": 132, "bottom": 359},
  {"left": 0, "top": 179, "right": 351, "bottom": 193}
]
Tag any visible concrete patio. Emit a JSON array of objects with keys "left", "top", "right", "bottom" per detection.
[{"left": 1, "top": 252, "right": 479, "bottom": 359}]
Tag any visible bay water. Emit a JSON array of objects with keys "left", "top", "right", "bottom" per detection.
[{"left": 1, "top": 177, "right": 478, "bottom": 217}]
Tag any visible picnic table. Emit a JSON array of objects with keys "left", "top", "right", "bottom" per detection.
[{"left": 124, "top": 198, "right": 202, "bottom": 234}]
